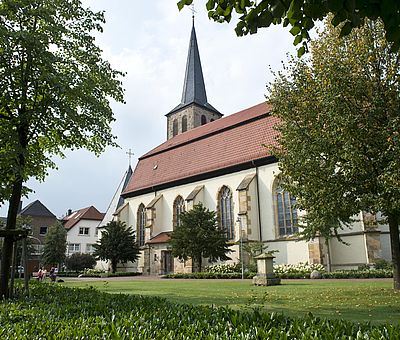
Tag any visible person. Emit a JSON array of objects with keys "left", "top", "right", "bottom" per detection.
[
  {"left": 42, "top": 268, "right": 47, "bottom": 281},
  {"left": 49, "top": 267, "right": 56, "bottom": 282},
  {"left": 37, "top": 268, "right": 43, "bottom": 281}
]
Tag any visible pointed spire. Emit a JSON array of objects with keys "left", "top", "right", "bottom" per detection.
[
  {"left": 181, "top": 21, "right": 207, "bottom": 106},
  {"left": 168, "top": 20, "right": 220, "bottom": 115}
]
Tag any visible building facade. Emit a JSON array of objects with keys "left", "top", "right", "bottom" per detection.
[{"left": 113, "top": 22, "right": 391, "bottom": 275}]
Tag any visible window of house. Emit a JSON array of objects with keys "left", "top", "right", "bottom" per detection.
[
  {"left": 173, "top": 119, "right": 178, "bottom": 137},
  {"left": 201, "top": 115, "right": 207, "bottom": 125},
  {"left": 173, "top": 196, "right": 185, "bottom": 229},
  {"left": 79, "top": 227, "right": 90, "bottom": 236},
  {"left": 137, "top": 204, "right": 146, "bottom": 247},
  {"left": 276, "top": 186, "right": 298, "bottom": 236},
  {"left": 182, "top": 115, "right": 187, "bottom": 132},
  {"left": 68, "top": 243, "right": 80, "bottom": 253},
  {"left": 39, "top": 226, "right": 48, "bottom": 235},
  {"left": 86, "top": 244, "right": 95, "bottom": 254},
  {"left": 218, "top": 186, "right": 234, "bottom": 240}
]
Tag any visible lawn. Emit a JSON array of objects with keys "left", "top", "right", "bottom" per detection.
[{"left": 61, "top": 278, "right": 400, "bottom": 324}]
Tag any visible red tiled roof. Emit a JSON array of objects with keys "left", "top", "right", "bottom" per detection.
[
  {"left": 146, "top": 232, "right": 171, "bottom": 244},
  {"left": 63, "top": 206, "right": 105, "bottom": 230},
  {"left": 123, "top": 102, "right": 279, "bottom": 196}
]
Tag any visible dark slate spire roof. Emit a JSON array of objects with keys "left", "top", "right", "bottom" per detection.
[
  {"left": 168, "top": 21, "right": 220, "bottom": 115},
  {"left": 117, "top": 165, "right": 133, "bottom": 209}
]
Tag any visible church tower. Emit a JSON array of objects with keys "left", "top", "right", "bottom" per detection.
[{"left": 166, "top": 19, "right": 222, "bottom": 140}]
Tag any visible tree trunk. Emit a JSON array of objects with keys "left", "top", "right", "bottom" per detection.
[
  {"left": 0, "top": 178, "right": 23, "bottom": 298},
  {"left": 111, "top": 260, "right": 117, "bottom": 273},
  {"left": 388, "top": 213, "right": 400, "bottom": 290},
  {"left": 197, "top": 254, "right": 202, "bottom": 273}
]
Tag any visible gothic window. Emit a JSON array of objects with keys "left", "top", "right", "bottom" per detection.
[
  {"left": 172, "top": 119, "right": 178, "bottom": 137},
  {"left": 275, "top": 186, "right": 298, "bottom": 236},
  {"left": 137, "top": 204, "right": 146, "bottom": 247},
  {"left": 218, "top": 186, "right": 234, "bottom": 240},
  {"left": 182, "top": 116, "right": 187, "bottom": 132},
  {"left": 173, "top": 196, "right": 185, "bottom": 229},
  {"left": 201, "top": 115, "right": 207, "bottom": 125}
]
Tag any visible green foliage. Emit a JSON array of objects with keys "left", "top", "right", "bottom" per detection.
[
  {"left": 178, "top": 0, "right": 400, "bottom": 56},
  {"left": 0, "top": 0, "right": 124, "bottom": 204},
  {"left": 268, "top": 19, "right": 400, "bottom": 288},
  {"left": 2, "top": 284, "right": 399, "bottom": 338},
  {"left": 93, "top": 221, "right": 139, "bottom": 273},
  {"left": 42, "top": 221, "right": 66, "bottom": 266},
  {"left": 0, "top": 0, "right": 124, "bottom": 297},
  {"left": 170, "top": 203, "right": 232, "bottom": 272},
  {"left": 65, "top": 253, "right": 96, "bottom": 272}
]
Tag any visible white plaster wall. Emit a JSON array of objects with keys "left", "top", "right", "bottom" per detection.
[
  {"left": 256, "top": 163, "right": 279, "bottom": 241},
  {"left": 267, "top": 240, "right": 310, "bottom": 265},
  {"left": 66, "top": 219, "right": 100, "bottom": 255},
  {"left": 329, "top": 235, "right": 367, "bottom": 268}
]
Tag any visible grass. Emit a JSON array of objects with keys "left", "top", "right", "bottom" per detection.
[{"left": 61, "top": 278, "right": 400, "bottom": 324}]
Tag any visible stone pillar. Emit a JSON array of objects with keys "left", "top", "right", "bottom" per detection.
[{"left": 252, "top": 253, "right": 281, "bottom": 286}]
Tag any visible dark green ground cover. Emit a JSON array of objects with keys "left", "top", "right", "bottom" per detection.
[{"left": 1, "top": 283, "right": 399, "bottom": 339}]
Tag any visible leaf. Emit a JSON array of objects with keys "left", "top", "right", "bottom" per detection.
[
  {"left": 297, "top": 45, "right": 306, "bottom": 57},
  {"left": 290, "top": 25, "right": 301, "bottom": 36},
  {"left": 339, "top": 21, "right": 353, "bottom": 37}
]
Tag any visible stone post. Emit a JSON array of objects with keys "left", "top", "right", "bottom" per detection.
[{"left": 252, "top": 253, "right": 281, "bottom": 286}]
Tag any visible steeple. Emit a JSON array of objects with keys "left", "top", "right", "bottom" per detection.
[{"left": 166, "top": 20, "right": 222, "bottom": 139}]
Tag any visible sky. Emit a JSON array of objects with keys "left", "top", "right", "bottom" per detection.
[{"left": 0, "top": 0, "right": 297, "bottom": 219}]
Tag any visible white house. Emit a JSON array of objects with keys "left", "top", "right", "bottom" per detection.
[{"left": 63, "top": 206, "right": 104, "bottom": 256}]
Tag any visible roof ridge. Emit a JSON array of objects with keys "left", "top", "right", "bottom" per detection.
[{"left": 141, "top": 102, "right": 270, "bottom": 160}]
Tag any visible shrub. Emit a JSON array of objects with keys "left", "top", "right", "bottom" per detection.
[
  {"left": 2, "top": 284, "right": 399, "bottom": 338},
  {"left": 65, "top": 253, "right": 96, "bottom": 272},
  {"left": 205, "top": 263, "right": 241, "bottom": 274},
  {"left": 273, "top": 262, "right": 325, "bottom": 275}
]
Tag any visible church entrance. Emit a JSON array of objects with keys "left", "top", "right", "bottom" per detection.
[{"left": 161, "top": 250, "right": 174, "bottom": 274}]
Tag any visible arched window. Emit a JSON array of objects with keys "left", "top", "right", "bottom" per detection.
[
  {"left": 137, "top": 204, "right": 146, "bottom": 246},
  {"left": 172, "top": 119, "right": 178, "bottom": 137},
  {"left": 275, "top": 186, "right": 298, "bottom": 236},
  {"left": 218, "top": 186, "right": 234, "bottom": 240},
  {"left": 181, "top": 116, "right": 187, "bottom": 133},
  {"left": 173, "top": 196, "right": 185, "bottom": 229},
  {"left": 201, "top": 115, "right": 207, "bottom": 125}
]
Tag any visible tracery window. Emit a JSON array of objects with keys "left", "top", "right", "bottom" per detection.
[
  {"left": 173, "top": 196, "right": 185, "bottom": 229},
  {"left": 182, "top": 116, "right": 187, "bottom": 132},
  {"left": 172, "top": 119, "right": 178, "bottom": 137},
  {"left": 137, "top": 204, "right": 146, "bottom": 246},
  {"left": 218, "top": 186, "right": 234, "bottom": 240},
  {"left": 276, "top": 186, "right": 298, "bottom": 236}
]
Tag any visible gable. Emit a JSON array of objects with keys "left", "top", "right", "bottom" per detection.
[{"left": 19, "top": 200, "right": 56, "bottom": 218}]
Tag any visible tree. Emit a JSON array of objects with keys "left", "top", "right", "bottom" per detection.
[
  {"left": 170, "top": 203, "right": 232, "bottom": 272},
  {"left": 0, "top": 0, "right": 124, "bottom": 297},
  {"left": 268, "top": 19, "right": 400, "bottom": 288},
  {"left": 65, "top": 253, "right": 96, "bottom": 272},
  {"left": 42, "top": 221, "right": 67, "bottom": 267},
  {"left": 93, "top": 221, "right": 139, "bottom": 273},
  {"left": 178, "top": 0, "right": 400, "bottom": 56}
]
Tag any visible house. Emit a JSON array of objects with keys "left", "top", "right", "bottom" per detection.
[
  {"left": 63, "top": 206, "right": 104, "bottom": 256},
  {"left": 111, "top": 21, "right": 391, "bottom": 275},
  {"left": 19, "top": 200, "right": 59, "bottom": 272}
]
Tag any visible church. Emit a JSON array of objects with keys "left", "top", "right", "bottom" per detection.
[{"left": 112, "top": 21, "right": 391, "bottom": 275}]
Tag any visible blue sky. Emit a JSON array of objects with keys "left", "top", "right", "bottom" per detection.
[{"left": 0, "top": 0, "right": 297, "bottom": 218}]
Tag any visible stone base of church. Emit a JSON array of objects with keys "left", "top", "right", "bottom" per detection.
[{"left": 252, "top": 274, "right": 281, "bottom": 286}]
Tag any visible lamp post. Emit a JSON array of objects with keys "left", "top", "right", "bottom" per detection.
[{"left": 236, "top": 216, "right": 244, "bottom": 280}]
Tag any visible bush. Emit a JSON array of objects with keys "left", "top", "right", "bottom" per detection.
[
  {"left": 65, "top": 253, "right": 96, "bottom": 272},
  {"left": 2, "top": 284, "right": 399, "bottom": 338},
  {"left": 204, "top": 263, "right": 241, "bottom": 274},
  {"left": 273, "top": 262, "right": 326, "bottom": 275}
]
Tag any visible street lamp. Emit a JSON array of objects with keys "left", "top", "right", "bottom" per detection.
[{"left": 236, "top": 216, "right": 244, "bottom": 280}]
